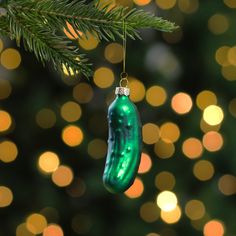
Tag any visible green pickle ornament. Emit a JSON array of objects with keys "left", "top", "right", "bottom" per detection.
[{"left": 103, "top": 86, "right": 142, "bottom": 193}]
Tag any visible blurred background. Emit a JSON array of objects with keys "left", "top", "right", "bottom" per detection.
[{"left": 1, "top": 0, "right": 236, "bottom": 235}]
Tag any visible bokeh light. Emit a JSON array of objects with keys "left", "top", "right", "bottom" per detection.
[
  {"left": 155, "top": 171, "right": 176, "bottom": 191},
  {"left": 193, "top": 160, "right": 214, "bottom": 181},
  {"left": 0, "top": 110, "right": 12, "bottom": 132},
  {"left": 221, "top": 65, "right": 236, "bottom": 80},
  {"left": 202, "top": 131, "right": 223, "bottom": 152},
  {"left": 0, "top": 78, "right": 12, "bottom": 100},
  {"left": 203, "top": 220, "right": 224, "bottom": 236},
  {"left": 0, "top": 186, "right": 13, "bottom": 207},
  {"left": 146, "top": 85, "right": 167, "bottom": 107},
  {"left": 66, "top": 178, "right": 86, "bottom": 198},
  {"left": 52, "top": 165, "right": 74, "bottom": 187},
  {"left": 88, "top": 139, "right": 107, "bottom": 159},
  {"left": 203, "top": 105, "right": 224, "bottom": 126},
  {"left": 200, "top": 119, "right": 221, "bottom": 133},
  {"left": 155, "top": 0, "right": 176, "bottom": 10},
  {"left": 0, "top": 140, "right": 18, "bottom": 163},
  {"left": 140, "top": 202, "right": 159, "bottom": 223},
  {"left": 160, "top": 205, "right": 182, "bottom": 224},
  {"left": 134, "top": 0, "right": 151, "bottom": 6},
  {"left": 215, "top": 46, "right": 230, "bottom": 66},
  {"left": 78, "top": 31, "right": 99, "bottom": 50},
  {"left": 36, "top": 108, "right": 56, "bottom": 129},
  {"left": 156, "top": 191, "right": 178, "bottom": 212},
  {"left": 178, "top": 0, "right": 199, "bottom": 14},
  {"left": 182, "top": 137, "right": 203, "bottom": 159},
  {"left": 93, "top": 67, "right": 114, "bottom": 88},
  {"left": 227, "top": 46, "right": 236, "bottom": 66},
  {"left": 16, "top": 223, "right": 34, "bottom": 236},
  {"left": 228, "top": 98, "right": 236, "bottom": 117},
  {"left": 142, "top": 123, "right": 160, "bottom": 144},
  {"left": 124, "top": 177, "right": 144, "bottom": 198},
  {"left": 43, "top": 224, "right": 64, "bottom": 236},
  {"left": 62, "top": 125, "right": 83, "bottom": 147},
  {"left": 60, "top": 101, "right": 82, "bottom": 122},
  {"left": 73, "top": 83, "right": 94, "bottom": 103},
  {"left": 218, "top": 174, "right": 236, "bottom": 195},
  {"left": 129, "top": 78, "right": 146, "bottom": 102},
  {"left": 38, "top": 151, "right": 60, "bottom": 174},
  {"left": 224, "top": 0, "right": 236, "bottom": 8},
  {"left": 196, "top": 90, "right": 217, "bottom": 110},
  {"left": 208, "top": 14, "right": 229, "bottom": 35},
  {"left": 160, "top": 122, "right": 180, "bottom": 143},
  {"left": 104, "top": 43, "right": 123, "bottom": 63},
  {"left": 0, "top": 48, "right": 21, "bottom": 69},
  {"left": 154, "top": 139, "right": 175, "bottom": 159},
  {"left": 171, "top": 92, "right": 193, "bottom": 114},
  {"left": 26, "top": 213, "right": 47, "bottom": 234},
  {"left": 63, "top": 22, "right": 82, "bottom": 40},
  {"left": 185, "top": 200, "right": 205, "bottom": 220},
  {"left": 138, "top": 153, "right": 152, "bottom": 174}
]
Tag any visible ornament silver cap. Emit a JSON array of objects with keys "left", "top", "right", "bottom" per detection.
[{"left": 115, "top": 87, "right": 130, "bottom": 96}]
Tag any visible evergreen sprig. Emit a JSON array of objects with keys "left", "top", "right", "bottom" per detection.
[{"left": 0, "top": 0, "right": 178, "bottom": 77}]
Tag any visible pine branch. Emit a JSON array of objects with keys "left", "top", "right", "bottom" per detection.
[{"left": 1, "top": 0, "right": 178, "bottom": 78}]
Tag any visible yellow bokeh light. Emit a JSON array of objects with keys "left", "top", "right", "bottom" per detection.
[
  {"left": 60, "top": 101, "right": 82, "bottom": 122},
  {"left": 129, "top": 78, "right": 146, "bottom": 103},
  {"left": 203, "top": 220, "right": 225, "bottom": 236},
  {"left": 146, "top": 233, "right": 160, "bottom": 236},
  {"left": 93, "top": 67, "right": 115, "bottom": 88},
  {"left": 0, "top": 78, "right": 12, "bottom": 100},
  {"left": 156, "top": 191, "right": 178, "bottom": 212},
  {"left": 160, "top": 122, "right": 180, "bottom": 143},
  {"left": 227, "top": 46, "right": 236, "bottom": 66},
  {"left": 146, "top": 85, "right": 167, "bottom": 107},
  {"left": 208, "top": 14, "right": 229, "bottom": 35},
  {"left": 0, "top": 48, "right": 21, "bottom": 69},
  {"left": 185, "top": 200, "right": 205, "bottom": 220},
  {"left": 215, "top": 46, "right": 230, "bottom": 66},
  {"left": 124, "top": 177, "right": 144, "bottom": 198},
  {"left": 16, "top": 223, "right": 35, "bottom": 236},
  {"left": 142, "top": 123, "right": 160, "bottom": 145},
  {"left": 182, "top": 137, "right": 203, "bottom": 159},
  {"left": 88, "top": 139, "right": 107, "bottom": 159},
  {"left": 154, "top": 139, "right": 175, "bottom": 159},
  {"left": 36, "top": 108, "right": 56, "bottom": 129},
  {"left": 62, "top": 63, "right": 78, "bottom": 77},
  {"left": 78, "top": 31, "right": 99, "bottom": 50},
  {"left": 0, "top": 186, "right": 13, "bottom": 207},
  {"left": 0, "top": 39, "right": 3, "bottom": 52},
  {"left": 229, "top": 98, "right": 236, "bottom": 117},
  {"left": 221, "top": 65, "right": 236, "bottom": 80},
  {"left": 178, "top": 0, "right": 199, "bottom": 14},
  {"left": 218, "top": 174, "right": 236, "bottom": 196},
  {"left": 0, "top": 140, "right": 18, "bottom": 163},
  {"left": 26, "top": 213, "right": 47, "bottom": 234},
  {"left": 0, "top": 110, "right": 12, "bottom": 132},
  {"left": 202, "top": 131, "right": 223, "bottom": 152},
  {"left": 52, "top": 165, "right": 74, "bottom": 187},
  {"left": 62, "top": 125, "right": 83, "bottom": 147},
  {"left": 133, "top": 0, "right": 151, "bottom": 6},
  {"left": 138, "top": 153, "right": 152, "bottom": 174},
  {"left": 155, "top": 0, "right": 176, "bottom": 9},
  {"left": 155, "top": 171, "right": 176, "bottom": 191},
  {"left": 160, "top": 205, "right": 181, "bottom": 224},
  {"left": 196, "top": 90, "right": 217, "bottom": 110},
  {"left": 171, "top": 92, "right": 193, "bottom": 114},
  {"left": 203, "top": 105, "right": 224, "bottom": 126},
  {"left": 200, "top": 119, "right": 221, "bottom": 133},
  {"left": 193, "top": 160, "right": 214, "bottom": 181},
  {"left": 104, "top": 43, "right": 123, "bottom": 63},
  {"left": 224, "top": 0, "right": 236, "bottom": 8},
  {"left": 73, "top": 83, "right": 93, "bottom": 104},
  {"left": 140, "top": 202, "right": 159, "bottom": 223},
  {"left": 38, "top": 151, "right": 60, "bottom": 174},
  {"left": 43, "top": 224, "right": 64, "bottom": 236}
]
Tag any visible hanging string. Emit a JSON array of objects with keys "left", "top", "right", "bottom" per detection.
[{"left": 120, "top": 18, "right": 129, "bottom": 88}]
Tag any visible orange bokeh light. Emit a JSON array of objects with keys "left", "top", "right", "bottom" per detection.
[
  {"left": 62, "top": 125, "right": 83, "bottom": 147},
  {"left": 202, "top": 131, "right": 223, "bottom": 152},
  {"left": 204, "top": 220, "right": 224, "bottom": 236},
  {"left": 171, "top": 92, "right": 193, "bottom": 114},
  {"left": 43, "top": 224, "right": 64, "bottom": 236},
  {"left": 138, "top": 153, "right": 152, "bottom": 174},
  {"left": 124, "top": 177, "right": 144, "bottom": 198},
  {"left": 182, "top": 138, "right": 203, "bottom": 159}
]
